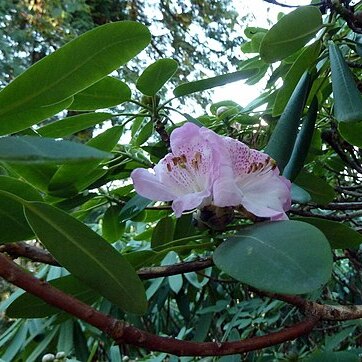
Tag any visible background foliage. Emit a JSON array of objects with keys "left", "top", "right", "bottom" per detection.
[{"left": 2, "top": 0, "right": 362, "bottom": 361}]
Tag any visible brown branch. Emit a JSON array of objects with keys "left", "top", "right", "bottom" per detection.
[
  {"left": 138, "top": 258, "right": 214, "bottom": 279},
  {"left": 317, "top": 201, "right": 362, "bottom": 210},
  {"left": 0, "top": 252, "right": 318, "bottom": 356},
  {"left": 0, "top": 243, "right": 213, "bottom": 279},
  {"left": 260, "top": 291, "right": 362, "bottom": 322},
  {"left": 322, "top": 129, "right": 362, "bottom": 173},
  {"left": 289, "top": 208, "right": 345, "bottom": 221},
  {"left": 0, "top": 242, "right": 60, "bottom": 266}
]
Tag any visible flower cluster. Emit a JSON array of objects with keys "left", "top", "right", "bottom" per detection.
[{"left": 131, "top": 122, "right": 291, "bottom": 221}]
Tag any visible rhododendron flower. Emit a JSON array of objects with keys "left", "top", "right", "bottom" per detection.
[
  {"left": 131, "top": 123, "right": 218, "bottom": 217},
  {"left": 131, "top": 122, "right": 291, "bottom": 220},
  {"left": 203, "top": 129, "right": 291, "bottom": 221}
]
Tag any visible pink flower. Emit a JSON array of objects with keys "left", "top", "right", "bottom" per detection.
[
  {"left": 131, "top": 123, "right": 218, "bottom": 217},
  {"left": 204, "top": 129, "right": 291, "bottom": 221},
  {"left": 131, "top": 122, "right": 291, "bottom": 220}
]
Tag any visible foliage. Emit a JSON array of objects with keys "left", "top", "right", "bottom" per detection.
[
  {"left": 1, "top": 1, "right": 362, "bottom": 361},
  {"left": 0, "top": 0, "right": 243, "bottom": 89}
]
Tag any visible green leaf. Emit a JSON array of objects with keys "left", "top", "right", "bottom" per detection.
[
  {"left": 37, "top": 112, "right": 113, "bottom": 138},
  {"left": 0, "top": 21, "right": 150, "bottom": 135},
  {"left": 134, "top": 120, "right": 154, "bottom": 146},
  {"left": 69, "top": 76, "right": 131, "bottom": 110},
  {"left": 295, "top": 217, "right": 362, "bottom": 249},
  {"left": 0, "top": 136, "right": 112, "bottom": 164},
  {"left": 324, "top": 326, "right": 356, "bottom": 351},
  {"left": 4, "top": 163, "right": 57, "bottom": 191},
  {"left": 339, "top": 121, "right": 362, "bottom": 147},
  {"left": 6, "top": 275, "right": 99, "bottom": 318},
  {"left": 265, "top": 71, "right": 311, "bottom": 172},
  {"left": 291, "top": 183, "right": 311, "bottom": 204},
  {"left": 329, "top": 42, "right": 362, "bottom": 123},
  {"left": 283, "top": 97, "right": 318, "bottom": 181},
  {"left": 173, "top": 70, "right": 258, "bottom": 97},
  {"left": 48, "top": 126, "right": 122, "bottom": 196},
  {"left": 23, "top": 201, "right": 147, "bottom": 314},
  {"left": 213, "top": 221, "right": 332, "bottom": 294},
  {"left": 260, "top": 6, "right": 322, "bottom": 63},
  {"left": 151, "top": 216, "right": 175, "bottom": 249},
  {"left": 102, "top": 205, "right": 125, "bottom": 242},
  {"left": 119, "top": 194, "right": 151, "bottom": 222},
  {"left": 174, "top": 213, "right": 196, "bottom": 239},
  {"left": 0, "top": 176, "right": 42, "bottom": 243},
  {"left": 137, "top": 59, "right": 178, "bottom": 96},
  {"left": 295, "top": 172, "right": 336, "bottom": 205},
  {"left": 273, "top": 41, "right": 321, "bottom": 116},
  {"left": 305, "top": 351, "right": 359, "bottom": 362}
]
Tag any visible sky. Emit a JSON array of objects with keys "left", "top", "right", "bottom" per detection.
[{"left": 212, "top": 0, "right": 312, "bottom": 107}]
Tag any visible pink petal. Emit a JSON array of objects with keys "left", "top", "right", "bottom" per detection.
[
  {"left": 172, "top": 190, "right": 212, "bottom": 217},
  {"left": 239, "top": 172, "right": 291, "bottom": 220},
  {"left": 131, "top": 123, "right": 216, "bottom": 217},
  {"left": 131, "top": 168, "right": 176, "bottom": 201}
]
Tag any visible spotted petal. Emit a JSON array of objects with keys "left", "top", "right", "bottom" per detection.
[
  {"left": 207, "top": 134, "right": 291, "bottom": 220},
  {"left": 131, "top": 123, "right": 216, "bottom": 217}
]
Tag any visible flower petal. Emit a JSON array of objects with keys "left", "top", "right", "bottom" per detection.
[
  {"left": 131, "top": 168, "right": 176, "bottom": 201},
  {"left": 172, "top": 189, "right": 212, "bottom": 217},
  {"left": 239, "top": 172, "right": 291, "bottom": 219}
]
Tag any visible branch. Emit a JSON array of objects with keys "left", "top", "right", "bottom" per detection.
[
  {"left": 322, "top": 129, "right": 362, "bottom": 174},
  {"left": 138, "top": 257, "right": 214, "bottom": 279},
  {"left": 261, "top": 291, "right": 362, "bottom": 321},
  {"left": 261, "top": 0, "right": 297, "bottom": 8},
  {"left": 0, "top": 252, "right": 318, "bottom": 356},
  {"left": 0, "top": 242, "right": 60, "bottom": 266},
  {"left": 0, "top": 243, "right": 213, "bottom": 279},
  {"left": 289, "top": 208, "right": 345, "bottom": 221}
]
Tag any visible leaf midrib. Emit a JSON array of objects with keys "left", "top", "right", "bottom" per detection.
[
  {"left": 0, "top": 30, "right": 146, "bottom": 117},
  {"left": 26, "top": 205, "right": 136, "bottom": 306},
  {"left": 238, "top": 234, "right": 310, "bottom": 277}
]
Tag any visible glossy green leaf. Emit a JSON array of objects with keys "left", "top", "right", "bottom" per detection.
[
  {"left": 4, "top": 163, "right": 57, "bottom": 192},
  {"left": 0, "top": 176, "right": 42, "bottom": 243},
  {"left": 0, "top": 21, "right": 150, "bottom": 135},
  {"left": 102, "top": 205, "right": 125, "bottom": 242},
  {"left": 273, "top": 41, "right": 321, "bottom": 116},
  {"left": 173, "top": 69, "right": 257, "bottom": 97},
  {"left": 265, "top": 71, "right": 311, "bottom": 172},
  {"left": 291, "top": 183, "right": 311, "bottom": 204},
  {"left": 119, "top": 194, "right": 151, "bottom": 222},
  {"left": 6, "top": 275, "right": 99, "bottom": 318},
  {"left": 3, "top": 98, "right": 74, "bottom": 135},
  {"left": 260, "top": 6, "right": 322, "bottom": 63},
  {"left": 283, "top": 97, "right": 318, "bottom": 181},
  {"left": 48, "top": 126, "right": 122, "bottom": 196},
  {"left": 213, "top": 221, "right": 332, "bottom": 294},
  {"left": 295, "top": 217, "right": 362, "bottom": 249},
  {"left": 69, "top": 76, "right": 131, "bottom": 110},
  {"left": 339, "top": 122, "right": 362, "bottom": 147},
  {"left": 295, "top": 172, "right": 336, "bottom": 205},
  {"left": 23, "top": 201, "right": 147, "bottom": 314},
  {"left": 0, "top": 136, "right": 111, "bottom": 164},
  {"left": 125, "top": 250, "right": 159, "bottom": 269},
  {"left": 134, "top": 120, "right": 154, "bottom": 146},
  {"left": 151, "top": 216, "right": 175, "bottom": 249},
  {"left": 37, "top": 112, "right": 113, "bottom": 138},
  {"left": 137, "top": 59, "right": 178, "bottom": 96},
  {"left": 329, "top": 42, "right": 362, "bottom": 123}
]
